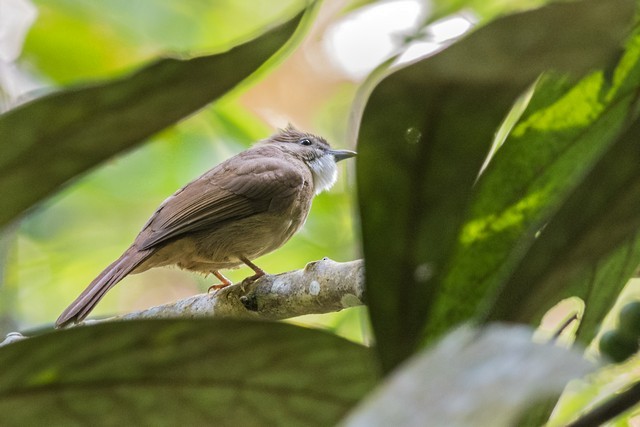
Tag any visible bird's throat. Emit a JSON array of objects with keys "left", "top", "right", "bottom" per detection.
[{"left": 308, "top": 155, "right": 338, "bottom": 194}]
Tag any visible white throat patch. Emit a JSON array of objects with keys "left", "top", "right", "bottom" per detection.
[{"left": 308, "top": 155, "right": 338, "bottom": 194}]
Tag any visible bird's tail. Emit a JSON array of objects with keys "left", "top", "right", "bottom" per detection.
[{"left": 56, "top": 246, "right": 152, "bottom": 328}]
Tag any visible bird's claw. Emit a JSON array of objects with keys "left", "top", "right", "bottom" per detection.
[
  {"left": 208, "top": 283, "right": 230, "bottom": 293},
  {"left": 240, "top": 277, "right": 254, "bottom": 293}
]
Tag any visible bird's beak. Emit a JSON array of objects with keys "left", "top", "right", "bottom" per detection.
[{"left": 330, "top": 149, "right": 357, "bottom": 162}]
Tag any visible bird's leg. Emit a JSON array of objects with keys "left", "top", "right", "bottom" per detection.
[
  {"left": 240, "top": 256, "right": 266, "bottom": 289},
  {"left": 208, "top": 270, "right": 233, "bottom": 293}
]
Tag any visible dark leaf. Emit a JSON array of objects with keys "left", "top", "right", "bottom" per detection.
[
  {"left": 357, "top": 0, "right": 634, "bottom": 371},
  {"left": 0, "top": 319, "right": 377, "bottom": 426}
]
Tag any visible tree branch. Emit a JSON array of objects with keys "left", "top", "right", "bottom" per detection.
[
  {"left": 1, "top": 258, "right": 365, "bottom": 346},
  {"left": 108, "top": 257, "right": 365, "bottom": 322}
]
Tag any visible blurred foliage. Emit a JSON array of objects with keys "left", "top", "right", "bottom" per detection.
[
  {"left": 3, "top": 0, "right": 640, "bottom": 425},
  {"left": 343, "top": 324, "right": 593, "bottom": 426},
  {"left": 548, "top": 280, "right": 640, "bottom": 426},
  {"left": 23, "top": 0, "right": 307, "bottom": 84},
  {"left": 429, "top": 0, "right": 553, "bottom": 23}
]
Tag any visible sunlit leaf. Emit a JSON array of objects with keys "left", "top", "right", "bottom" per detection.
[
  {"left": 0, "top": 319, "right": 377, "bottom": 425},
  {"left": 357, "top": 0, "right": 634, "bottom": 371},
  {"left": 431, "top": 71, "right": 638, "bottom": 333},
  {"left": 428, "top": 23, "right": 640, "bottom": 347},
  {"left": 485, "top": 116, "right": 640, "bottom": 324},
  {"left": 24, "top": 1, "right": 306, "bottom": 83}
]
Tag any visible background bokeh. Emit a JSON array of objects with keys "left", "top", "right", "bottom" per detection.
[
  {"left": 1, "top": 0, "right": 370, "bottom": 340},
  {"left": 5, "top": 1, "right": 640, "bottom": 424}
]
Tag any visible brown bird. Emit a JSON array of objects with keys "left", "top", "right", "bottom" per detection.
[{"left": 56, "top": 125, "right": 356, "bottom": 327}]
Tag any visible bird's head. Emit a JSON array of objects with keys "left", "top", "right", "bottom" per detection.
[{"left": 265, "top": 124, "right": 356, "bottom": 194}]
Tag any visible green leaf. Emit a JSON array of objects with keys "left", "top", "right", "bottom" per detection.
[
  {"left": 430, "top": 74, "right": 634, "bottom": 333},
  {"left": 569, "top": 233, "right": 640, "bottom": 344},
  {"left": 485, "top": 116, "right": 640, "bottom": 324},
  {"left": 0, "top": 319, "right": 377, "bottom": 426},
  {"left": 0, "top": 8, "right": 307, "bottom": 229},
  {"left": 24, "top": 1, "right": 307, "bottom": 84},
  {"left": 428, "top": 26, "right": 640, "bottom": 344},
  {"left": 357, "top": 0, "right": 634, "bottom": 372}
]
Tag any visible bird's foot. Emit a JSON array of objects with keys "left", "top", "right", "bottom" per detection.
[
  {"left": 208, "top": 283, "right": 229, "bottom": 293},
  {"left": 239, "top": 256, "right": 266, "bottom": 292},
  {"left": 240, "top": 271, "right": 265, "bottom": 292},
  {"left": 240, "top": 277, "right": 255, "bottom": 292},
  {"left": 208, "top": 270, "right": 233, "bottom": 293}
]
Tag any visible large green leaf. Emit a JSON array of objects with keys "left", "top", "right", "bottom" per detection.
[
  {"left": 535, "top": 34, "right": 640, "bottom": 345},
  {"left": 485, "top": 116, "right": 640, "bottom": 324},
  {"left": 429, "top": 37, "right": 640, "bottom": 339},
  {"left": 0, "top": 319, "right": 377, "bottom": 426},
  {"left": 0, "top": 7, "right": 307, "bottom": 229},
  {"left": 357, "top": 0, "right": 634, "bottom": 372},
  {"left": 445, "top": 31, "right": 640, "bottom": 426}
]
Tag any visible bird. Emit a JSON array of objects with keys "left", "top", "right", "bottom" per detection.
[{"left": 56, "top": 125, "right": 356, "bottom": 327}]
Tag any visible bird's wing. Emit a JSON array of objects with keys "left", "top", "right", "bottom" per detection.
[{"left": 137, "top": 156, "right": 305, "bottom": 250}]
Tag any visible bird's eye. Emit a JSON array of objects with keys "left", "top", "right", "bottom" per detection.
[{"left": 299, "top": 138, "right": 312, "bottom": 146}]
